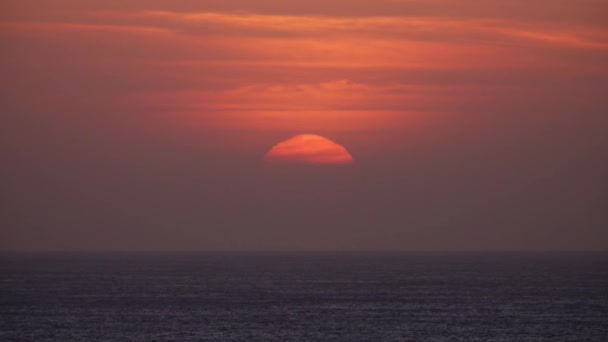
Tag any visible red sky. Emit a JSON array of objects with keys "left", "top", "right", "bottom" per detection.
[{"left": 1, "top": 0, "right": 607, "bottom": 251}]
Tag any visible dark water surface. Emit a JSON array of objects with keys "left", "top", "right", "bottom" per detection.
[{"left": 1, "top": 252, "right": 607, "bottom": 341}]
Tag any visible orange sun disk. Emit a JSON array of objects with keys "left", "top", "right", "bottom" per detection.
[{"left": 264, "top": 134, "right": 354, "bottom": 166}]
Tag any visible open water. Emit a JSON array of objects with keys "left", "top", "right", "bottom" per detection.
[{"left": 1, "top": 252, "right": 607, "bottom": 341}]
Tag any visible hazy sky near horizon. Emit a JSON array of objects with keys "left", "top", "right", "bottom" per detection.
[{"left": 1, "top": 0, "right": 607, "bottom": 251}]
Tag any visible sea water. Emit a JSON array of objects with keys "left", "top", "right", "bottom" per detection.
[{"left": 1, "top": 252, "right": 606, "bottom": 341}]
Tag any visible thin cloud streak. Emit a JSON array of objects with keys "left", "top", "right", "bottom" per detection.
[{"left": 2, "top": 8, "right": 607, "bottom": 132}]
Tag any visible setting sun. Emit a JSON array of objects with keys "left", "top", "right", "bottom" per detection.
[{"left": 264, "top": 134, "right": 354, "bottom": 165}]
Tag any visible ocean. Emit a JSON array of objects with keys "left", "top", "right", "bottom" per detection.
[{"left": 1, "top": 252, "right": 606, "bottom": 341}]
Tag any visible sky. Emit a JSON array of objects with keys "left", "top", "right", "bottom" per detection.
[{"left": 1, "top": 0, "right": 607, "bottom": 251}]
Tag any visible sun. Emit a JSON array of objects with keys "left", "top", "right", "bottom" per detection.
[{"left": 264, "top": 134, "right": 354, "bottom": 166}]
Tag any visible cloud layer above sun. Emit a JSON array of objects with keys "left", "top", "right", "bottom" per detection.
[{"left": 2, "top": 0, "right": 607, "bottom": 132}]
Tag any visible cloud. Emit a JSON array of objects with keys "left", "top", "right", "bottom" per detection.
[
  {"left": 2, "top": 2, "right": 606, "bottom": 132},
  {"left": 4, "top": 0, "right": 608, "bottom": 27},
  {"left": 3, "top": 9, "right": 606, "bottom": 75},
  {"left": 50, "top": 10, "right": 608, "bottom": 50}
]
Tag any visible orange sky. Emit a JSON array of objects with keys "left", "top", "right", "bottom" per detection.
[
  {"left": 1, "top": 0, "right": 607, "bottom": 251},
  {"left": 2, "top": 0, "right": 607, "bottom": 136}
]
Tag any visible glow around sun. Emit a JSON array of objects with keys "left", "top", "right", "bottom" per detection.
[{"left": 264, "top": 134, "right": 354, "bottom": 166}]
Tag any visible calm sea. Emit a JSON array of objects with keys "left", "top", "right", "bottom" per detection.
[{"left": 1, "top": 252, "right": 607, "bottom": 341}]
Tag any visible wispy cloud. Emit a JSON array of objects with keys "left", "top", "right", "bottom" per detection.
[{"left": 2, "top": 3, "right": 606, "bottom": 132}]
